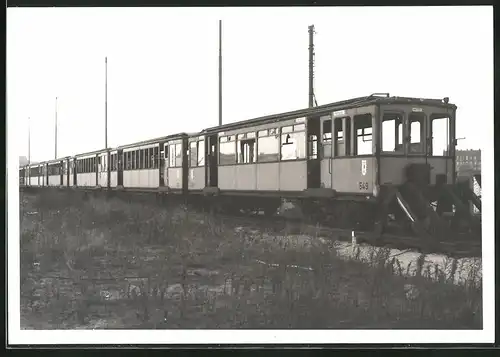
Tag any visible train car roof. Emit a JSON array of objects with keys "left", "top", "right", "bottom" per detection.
[
  {"left": 73, "top": 148, "right": 110, "bottom": 158},
  {"left": 202, "top": 94, "right": 457, "bottom": 133},
  {"left": 116, "top": 132, "right": 188, "bottom": 150}
]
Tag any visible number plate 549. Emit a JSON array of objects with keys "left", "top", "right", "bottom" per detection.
[{"left": 358, "top": 182, "right": 369, "bottom": 191}]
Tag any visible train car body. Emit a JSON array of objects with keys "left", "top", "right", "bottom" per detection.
[
  {"left": 46, "top": 159, "right": 64, "bottom": 187},
  {"left": 74, "top": 150, "right": 104, "bottom": 188},
  {"left": 115, "top": 133, "right": 188, "bottom": 193}
]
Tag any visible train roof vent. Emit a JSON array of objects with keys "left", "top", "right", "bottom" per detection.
[{"left": 369, "top": 93, "right": 390, "bottom": 98}]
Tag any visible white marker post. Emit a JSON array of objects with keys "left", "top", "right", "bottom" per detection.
[{"left": 351, "top": 230, "right": 357, "bottom": 256}]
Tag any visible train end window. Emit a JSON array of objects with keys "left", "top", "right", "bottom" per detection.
[
  {"left": 382, "top": 113, "right": 403, "bottom": 153},
  {"left": 409, "top": 112, "right": 425, "bottom": 153}
]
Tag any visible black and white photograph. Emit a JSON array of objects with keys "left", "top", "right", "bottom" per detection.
[{"left": 7, "top": 5, "right": 494, "bottom": 345}]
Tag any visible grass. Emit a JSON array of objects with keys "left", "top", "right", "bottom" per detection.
[{"left": 19, "top": 189, "right": 482, "bottom": 329}]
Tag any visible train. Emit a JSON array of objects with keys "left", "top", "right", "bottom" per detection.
[{"left": 19, "top": 94, "right": 482, "bottom": 244}]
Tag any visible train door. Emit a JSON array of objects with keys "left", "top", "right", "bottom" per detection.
[
  {"left": 206, "top": 134, "right": 218, "bottom": 187},
  {"left": 73, "top": 159, "right": 77, "bottom": 186},
  {"left": 307, "top": 117, "right": 321, "bottom": 188},
  {"left": 182, "top": 138, "right": 189, "bottom": 193},
  {"left": 107, "top": 152, "right": 111, "bottom": 189},
  {"left": 60, "top": 161, "right": 63, "bottom": 186},
  {"left": 117, "top": 149, "right": 124, "bottom": 186},
  {"left": 163, "top": 143, "right": 169, "bottom": 187},
  {"left": 98, "top": 153, "right": 108, "bottom": 188},
  {"left": 159, "top": 143, "right": 165, "bottom": 187},
  {"left": 320, "top": 116, "right": 333, "bottom": 188}
]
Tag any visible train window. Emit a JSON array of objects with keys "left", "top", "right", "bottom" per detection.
[
  {"left": 238, "top": 138, "right": 256, "bottom": 164},
  {"left": 197, "top": 140, "right": 205, "bottom": 166},
  {"left": 282, "top": 126, "right": 293, "bottom": 133},
  {"left": 147, "top": 148, "right": 152, "bottom": 169},
  {"left": 294, "top": 124, "right": 306, "bottom": 132},
  {"left": 409, "top": 112, "right": 425, "bottom": 153},
  {"left": 168, "top": 145, "right": 176, "bottom": 167},
  {"left": 354, "top": 114, "right": 373, "bottom": 155},
  {"left": 219, "top": 137, "right": 236, "bottom": 165},
  {"left": 281, "top": 131, "right": 306, "bottom": 161},
  {"left": 382, "top": 113, "right": 404, "bottom": 153},
  {"left": 153, "top": 147, "right": 159, "bottom": 169},
  {"left": 237, "top": 133, "right": 246, "bottom": 140},
  {"left": 258, "top": 135, "right": 279, "bottom": 163},
  {"left": 247, "top": 132, "right": 256, "bottom": 139},
  {"left": 110, "top": 155, "right": 114, "bottom": 171},
  {"left": 258, "top": 130, "right": 268, "bottom": 137},
  {"left": 190, "top": 141, "right": 198, "bottom": 167},
  {"left": 322, "top": 120, "right": 332, "bottom": 158},
  {"left": 431, "top": 115, "right": 450, "bottom": 156},
  {"left": 175, "top": 143, "right": 183, "bottom": 167}
]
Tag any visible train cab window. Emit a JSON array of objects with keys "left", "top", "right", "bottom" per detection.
[
  {"left": 322, "top": 120, "right": 332, "bottom": 158},
  {"left": 354, "top": 114, "right": 373, "bottom": 155},
  {"left": 431, "top": 115, "right": 451, "bottom": 156},
  {"left": 409, "top": 112, "right": 425, "bottom": 153},
  {"left": 238, "top": 137, "right": 256, "bottom": 164},
  {"left": 382, "top": 113, "right": 404, "bottom": 153},
  {"left": 258, "top": 129, "right": 279, "bottom": 163},
  {"left": 175, "top": 143, "right": 183, "bottom": 167},
  {"left": 197, "top": 140, "right": 205, "bottom": 166},
  {"left": 281, "top": 128, "right": 306, "bottom": 161},
  {"left": 219, "top": 136, "right": 236, "bottom": 165},
  {"left": 190, "top": 141, "right": 198, "bottom": 167}
]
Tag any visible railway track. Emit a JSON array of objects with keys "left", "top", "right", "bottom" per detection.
[
  {"left": 196, "top": 207, "right": 482, "bottom": 259},
  {"left": 21, "top": 187, "right": 481, "bottom": 259}
]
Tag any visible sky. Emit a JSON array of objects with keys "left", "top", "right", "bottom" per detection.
[{"left": 7, "top": 6, "right": 493, "bottom": 163}]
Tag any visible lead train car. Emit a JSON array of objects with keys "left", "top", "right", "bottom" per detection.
[{"left": 199, "top": 94, "right": 462, "bottom": 232}]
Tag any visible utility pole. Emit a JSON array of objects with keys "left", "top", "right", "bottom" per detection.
[
  {"left": 105, "top": 56, "right": 108, "bottom": 149},
  {"left": 55, "top": 97, "right": 58, "bottom": 159},
  {"left": 308, "top": 24, "right": 316, "bottom": 108},
  {"left": 218, "top": 20, "right": 222, "bottom": 126}
]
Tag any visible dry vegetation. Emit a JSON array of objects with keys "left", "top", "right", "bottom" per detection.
[{"left": 19, "top": 189, "right": 482, "bottom": 329}]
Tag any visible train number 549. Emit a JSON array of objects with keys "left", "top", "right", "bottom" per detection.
[{"left": 358, "top": 182, "right": 369, "bottom": 191}]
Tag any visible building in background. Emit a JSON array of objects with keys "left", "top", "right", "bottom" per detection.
[{"left": 456, "top": 149, "right": 481, "bottom": 173}]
